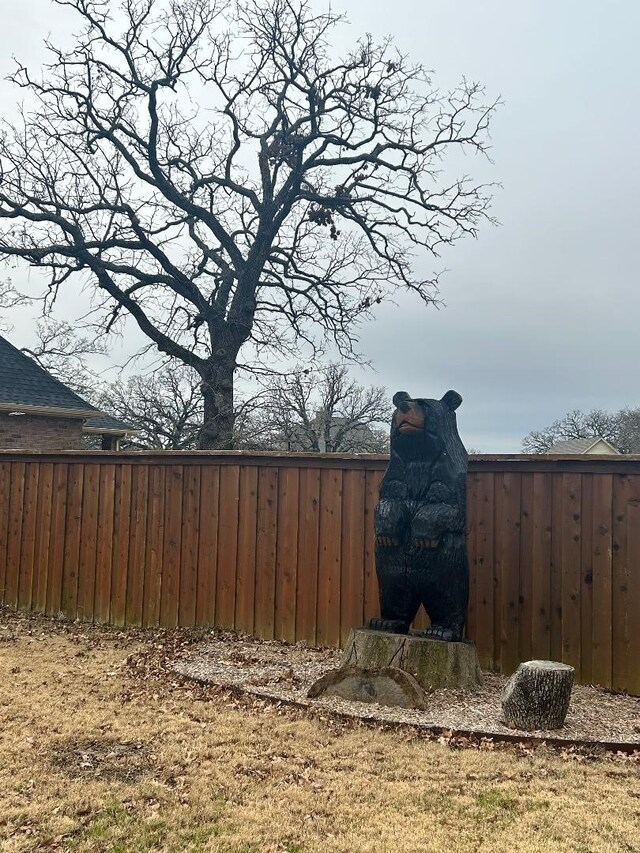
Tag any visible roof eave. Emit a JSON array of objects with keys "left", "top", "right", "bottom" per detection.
[
  {"left": 82, "top": 425, "right": 142, "bottom": 435},
  {"left": 0, "top": 402, "right": 102, "bottom": 419}
]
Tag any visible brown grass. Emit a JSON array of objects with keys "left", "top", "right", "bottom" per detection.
[{"left": 1, "top": 607, "right": 639, "bottom": 853}]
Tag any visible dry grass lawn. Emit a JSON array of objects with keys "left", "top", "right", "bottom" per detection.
[{"left": 1, "top": 607, "right": 639, "bottom": 853}]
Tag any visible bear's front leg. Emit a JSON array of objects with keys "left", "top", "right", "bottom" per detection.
[{"left": 368, "top": 499, "right": 418, "bottom": 633}]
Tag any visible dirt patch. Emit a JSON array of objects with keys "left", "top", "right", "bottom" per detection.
[{"left": 49, "top": 736, "right": 154, "bottom": 784}]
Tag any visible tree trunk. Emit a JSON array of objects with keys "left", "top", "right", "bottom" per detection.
[
  {"left": 501, "top": 660, "right": 574, "bottom": 731},
  {"left": 199, "top": 356, "right": 236, "bottom": 450}
]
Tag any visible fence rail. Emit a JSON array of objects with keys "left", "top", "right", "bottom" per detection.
[{"left": 0, "top": 450, "right": 639, "bottom": 693}]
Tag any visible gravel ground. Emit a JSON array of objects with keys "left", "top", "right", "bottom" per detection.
[{"left": 172, "top": 631, "right": 640, "bottom": 747}]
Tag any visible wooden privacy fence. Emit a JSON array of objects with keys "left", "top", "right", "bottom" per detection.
[{"left": 0, "top": 451, "right": 639, "bottom": 694}]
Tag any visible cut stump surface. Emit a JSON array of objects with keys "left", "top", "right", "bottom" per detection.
[
  {"left": 502, "top": 660, "right": 575, "bottom": 731},
  {"left": 307, "top": 666, "right": 427, "bottom": 710}
]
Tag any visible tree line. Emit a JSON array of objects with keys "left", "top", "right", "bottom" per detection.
[
  {"left": 22, "top": 320, "right": 391, "bottom": 452},
  {"left": 522, "top": 407, "right": 640, "bottom": 454}
]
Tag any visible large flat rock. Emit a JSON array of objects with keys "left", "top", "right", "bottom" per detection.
[{"left": 340, "top": 628, "right": 483, "bottom": 692}]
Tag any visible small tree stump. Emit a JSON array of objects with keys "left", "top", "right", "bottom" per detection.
[{"left": 501, "top": 660, "right": 574, "bottom": 731}]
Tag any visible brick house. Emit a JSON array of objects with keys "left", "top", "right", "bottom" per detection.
[{"left": 0, "top": 334, "right": 136, "bottom": 450}]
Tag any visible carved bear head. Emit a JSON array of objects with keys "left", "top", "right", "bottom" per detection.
[{"left": 389, "top": 389, "right": 466, "bottom": 464}]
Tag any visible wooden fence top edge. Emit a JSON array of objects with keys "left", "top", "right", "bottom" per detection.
[{"left": 2, "top": 449, "right": 640, "bottom": 474}]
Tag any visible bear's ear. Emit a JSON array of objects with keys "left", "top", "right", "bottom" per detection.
[
  {"left": 392, "top": 391, "right": 412, "bottom": 408},
  {"left": 441, "top": 390, "right": 462, "bottom": 411}
]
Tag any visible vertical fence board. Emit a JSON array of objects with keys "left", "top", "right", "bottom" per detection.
[
  {"left": 110, "top": 465, "right": 132, "bottom": 627},
  {"left": 126, "top": 465, "right": 149, "bottom": 627},
  {"left": 178, "top": 466, "right": 201, "bottom": 628},
  {"left": 215, "top": 465, "right": 240, "bottom": 630},
  {"left": 561, "top": 473, "right": 582, "bottom": 674},
  {"left": 296, "top": 467, "right": 321, "bottom": 646},
  {"left": 254, "top": 467, "right": 279, "bottom": 639},
  {"left": 275, "top": 467, "right": 300, "bottom": 643},
  {"left": 591, "top": 473, "right": 613, "bottom": 687},
  {"left": 94, "top": 464, "right": 115, "bottom": 623},
  {"left": 611, "top": 476, "right": 640, "bottom": 689},
  {"left": 0, "top": 462, "right": 11, "bottom": 603},
  {"left": 32, "top": 463, "right": 53, "bottom": 614},
  {"left": 549, "top": 475, "right": 563, "bottom": 661},
  {"left": 235, "top": 466, "right": 259, "bottom": 635},
  {"left": 363, "top": 469, "right": 382, "bottom": 624},
  {"left": 580, "top": 474, "right": 594, "bottom": 684},
  {"left": 495, "top": 472, "right": 521, "bottom": 674},
  {"left": 160, "top": 465, "right": 184, "bottom": 627},
  {"left": 531, "top": 472, "right": 552, "bottom": 660},
  {"left": 5, "top": 462, "right": 26, "bottom": 609},
  {"left": 625, "top": 498, "right": 640, "bottom": 695},
  {"left": 143, "top": 465, "right": 165, "bottom": 627},
  {"left": 317, "top": 468, "right": 343, "bottom": 648},
  {"left": 17, "top": 462, "right": 40, "bottom": 611},
  {"left": 340, "top": 468, "right": 366, "bottom": 644},
  {"left": 46, "top": 464, "right": 69, "bottom": 617},
  {"left": 474, "top": 472, "right": 495, "bottom": 669},
  {"left": 196, "top": 466, "right": 219, "bottom": 627},
  {"left": 518, "top": 473, "right": 534, "bottom": 664},
  {"left": 77, "top": 465, "right": 100, "bottom": 623},
  {"left": 60, "top": 464, "right": 85, "bottom": 620}
]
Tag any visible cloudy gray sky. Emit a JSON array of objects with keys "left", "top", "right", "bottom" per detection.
[{"left": 1, "top": 0, "right": 639, "bottom": 451}]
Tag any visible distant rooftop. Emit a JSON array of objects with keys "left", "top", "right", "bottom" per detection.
[
  {"left": 546, "top": 437, "right": 620, "bottom": 455},
  {"left": 83, "top": 414, "right": 140, "bottom": 436},
  {"left": 0, "top": 334, "right": 138, "bottom": 435}
]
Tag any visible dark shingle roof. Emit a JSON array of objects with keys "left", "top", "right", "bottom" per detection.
[
  {"left": 0, "top": 334, "right": 100, "bottom": 417},
  {"left": 83, "top": 414, "right": 140, "bottom": 435}
]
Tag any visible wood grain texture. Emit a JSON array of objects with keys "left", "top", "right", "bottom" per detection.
[
  {"left": 160, "top": 465, "right": 184, "bottom": 627},
  {"left": 339, "top": 468, "right": 366, "bottom": 643},
  {"left": 275, "top": 466, "right": 300, "bottom": 643},
  {"left": 235, "top": 466, "right": 258, "bottom": 635},
  {"left": 60, "top": 464, "right": 85, "bottom": 620},
  {"left": 215, "top": 465, "right": 240, "bottom": 630},
  {"left": 77, "top": 464, "right": 100, "bottom": 623},
  {"left": 126, "top": 465, "right": 149, "bottom": 627},
  {"left": 195, "top": 465, "right": 219, "bottom": 627},
  {"left": 5, "top": 462, "right": 26, "bottom": 609},
  {"left": 46, "top": 464, "right": 69, "bottom": 617},
  {"left": 17, "top": 462, "right": 40, "bottom": 611},
  {"left": 253, "top": 466, "right": 278, "bottom": 640},
  {"left": 178, "top": 465, "right": 201, "bottom": 628},
  {"left": 295, "top": 467, "right": 321, "bottom": 646},
  {"left": 317, "top": 468, "right": 342, "bottom": 648},
  {"left": 143, "top": 465, "right": 166, "bottom": 627}
]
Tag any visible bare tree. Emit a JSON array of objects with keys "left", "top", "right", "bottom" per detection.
[
  {"left": 258, "top": 363, "right": 391, "bottom": 452},
  {"left": 616, "top": 408, "right": 640, "bottom": 454},
  {"left": 95, "top": 364, "right": 203, "bottom": 449},
  {"left": 522, "top": 408, "right": 622, "bottom": 453},
  {"left": 20, "top": 318, "right": 109, "bottom": 398},
  {"left": 0, "top": 0, "right": 498, "bottom": 448}
]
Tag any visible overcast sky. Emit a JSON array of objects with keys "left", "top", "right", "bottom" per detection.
[{"left": 1, "top": 0, "right": 639, "bottom": 451}]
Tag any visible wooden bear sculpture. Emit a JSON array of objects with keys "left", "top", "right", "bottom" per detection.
[{"left": 368, "top": 390, "right": 468, "bottom": 641}]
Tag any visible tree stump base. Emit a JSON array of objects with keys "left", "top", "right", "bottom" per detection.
[
  {"left": 307, "top": 665, "right": 427, "bottom": 709},
  {"left": 311, "top": 628, "right": 482, "bottom": 700},
  {"left": 501, "top": 660, "right": 575, "bottom": 731}
]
